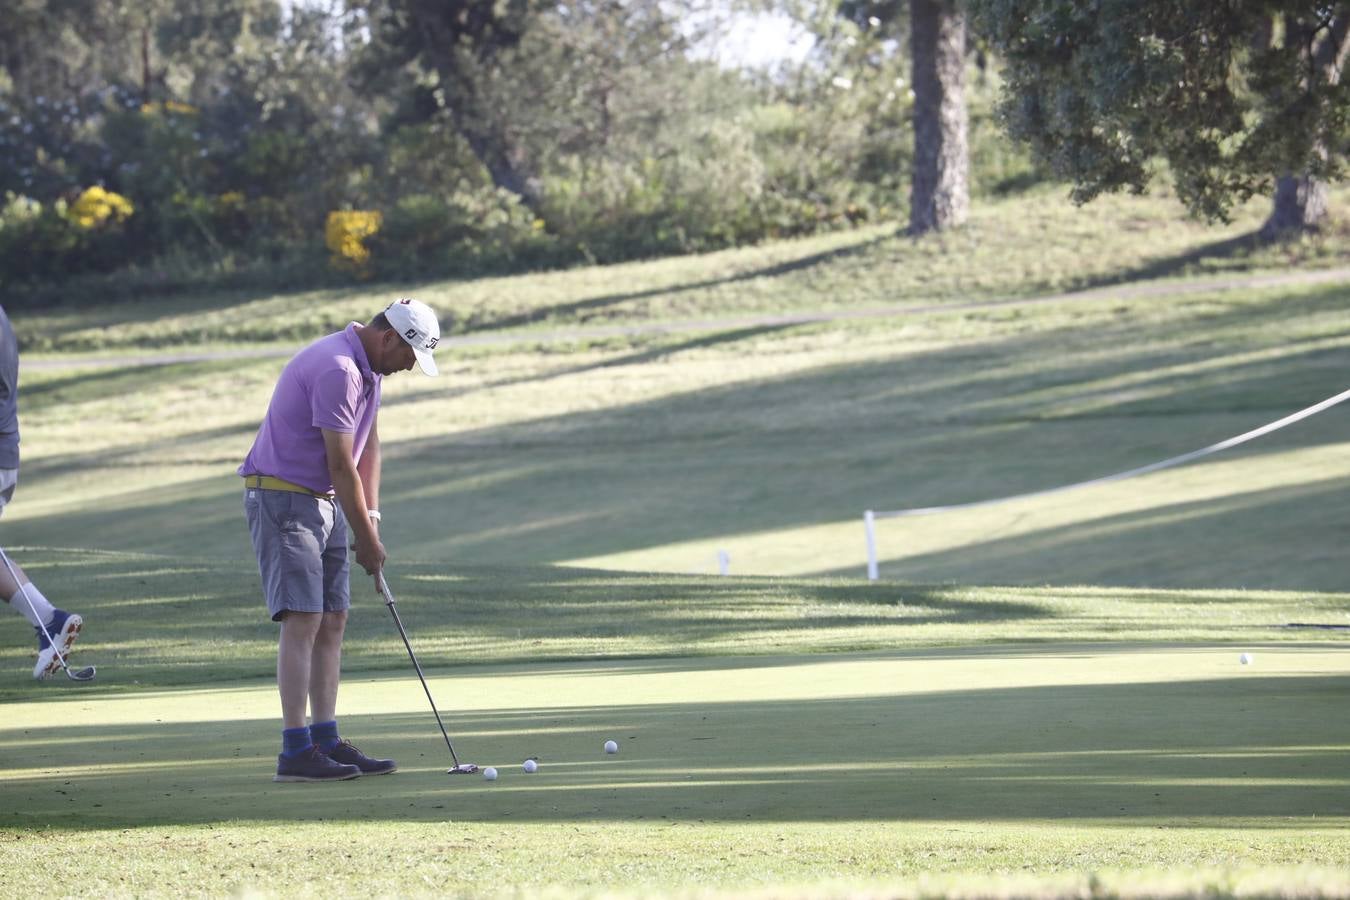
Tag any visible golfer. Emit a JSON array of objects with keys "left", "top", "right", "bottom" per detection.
[
  {"left": 0, "top": 304, "right": 86, "bottom": 680},
  {"left": 239, "top": 298, "right": 441, "bottom": 782}
]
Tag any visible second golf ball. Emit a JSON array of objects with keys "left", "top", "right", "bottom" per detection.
[
  {"left": 523, "top": 759, "right": 538, "bottom": 773},
  {"left": 1239, "top": 652, "right": 1253, "bottom": 665},
  {"left": 604, "top": 740, "right": 618, "bottom": 754},
  {"left": 483, "top": 766, "right": 498, "bottom": 781}
]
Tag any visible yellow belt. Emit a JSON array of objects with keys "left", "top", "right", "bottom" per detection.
[{"left": 243, "top": 474, "right": 333, "bottom": 499}]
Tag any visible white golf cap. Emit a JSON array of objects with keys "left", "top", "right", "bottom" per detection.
[{"left": 384, "top": 298, "right": 440, "bottom": 376}]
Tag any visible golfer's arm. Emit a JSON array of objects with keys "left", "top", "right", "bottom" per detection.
[
  {"left": 356, "top": 418, "right": 381, "bottom": 515},
  {"left": 322, "top": 429, "right": 378, "bottom": 549}
]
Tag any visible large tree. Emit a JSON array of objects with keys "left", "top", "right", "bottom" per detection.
[
  {"left": 909, "top": 0, "right": 969, "bottom": 232},
  {"left": 353, "top": 0, "right": 701, "bottom": 214},
  {"left": 971, "top": 1, "right": 1350, "bottom": 236},
  {"left": 837, "top": 0, "right": 971, "bottom": 233},
  {"left": 354, "top": 0, "right": 546, "bottom": 208}
]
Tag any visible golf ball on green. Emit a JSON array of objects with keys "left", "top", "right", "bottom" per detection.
[
  {"left": 604, "top": 740, "right": 618, "bottom": 754},
  {"left": 483, "top": 766, "right": 498, "bottom": 781},
  {"left": 1239, "top": 652, "right": 1253, "bottom": 665},
  {"left": 523, "top": 759, "right": 538, "bottom": 773}
]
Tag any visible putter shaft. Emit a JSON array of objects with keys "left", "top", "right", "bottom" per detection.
[{"left": 378, "top": 573, "right": 474, "bottom": 773}]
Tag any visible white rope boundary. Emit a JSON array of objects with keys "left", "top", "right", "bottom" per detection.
[{"left": 863, "top": 385, "right": 1350, "bottom": 580}]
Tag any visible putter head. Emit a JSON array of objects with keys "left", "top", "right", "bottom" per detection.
[
  {"left": 447, "top": 763, "right": 479, "bottom": 775},
  {"left": 68, "top": 665, "right": 96, "bottom": 682}
]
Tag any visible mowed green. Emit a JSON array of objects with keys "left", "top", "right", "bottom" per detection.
[
  {"left": 4, "top": 636, "right": 1349, "bottom": 896},
  {"left": 1, "top": 554, "right": 1349, "bottom": 895}
]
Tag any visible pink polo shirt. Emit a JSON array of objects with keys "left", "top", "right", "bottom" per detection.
[{"left": 238, "top": 323, "right": 382, "bottom": 494}]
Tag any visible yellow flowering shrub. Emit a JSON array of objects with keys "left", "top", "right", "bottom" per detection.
[
  {"left": 66, "top": 187, "right": 135, "bottom": 230},
  {"left": 140, "top": 100, "right": 199, "bottom": 116},
  {"left": 325, "top": 210, "right": 382, "bottom": 273}
]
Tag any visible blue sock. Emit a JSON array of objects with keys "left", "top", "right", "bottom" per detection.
[
  {"left": 282, "top": 726, "right": 312, "bottom": 757},
  {"left": 310, "top": 719, "right": 339, "bottom": 752}
]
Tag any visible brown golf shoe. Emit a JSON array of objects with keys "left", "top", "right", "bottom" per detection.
[
  {"left": 327, "top": 739, "right": 397, "bottom": 775},
  {"left": 273, "top": 745, "right": 361, "bottom": 783}
]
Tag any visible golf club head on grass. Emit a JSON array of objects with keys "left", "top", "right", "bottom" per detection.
[{"left": 447, "top": 763, "right": 479, "bottom": 774}]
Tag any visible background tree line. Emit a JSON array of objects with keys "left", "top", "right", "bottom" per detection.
[{"left": 0, "top": 0, "right": 1344, "bottom": 305}]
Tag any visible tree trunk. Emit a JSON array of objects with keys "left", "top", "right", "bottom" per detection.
[
  {"left": 909, "top": 0, "right": 969, "bottom": 234},
  {"left": 461, "top": 125, "right": 544, "bottom": 211},
  {"left": 1258, "top": 9, "right": 1345, "bottom": 238},
  {"left": 1260, "top": 173, "right": 1329, "bottom": 239}
]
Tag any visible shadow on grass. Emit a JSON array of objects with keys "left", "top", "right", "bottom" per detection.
[
  {"left": 0, "top": 550, "right": 1057, "bottom": 703},
  {"left": 7, "top": 278, "right": 1350, "bottom": 592},
  {"left": 19, "top": 359, "right": 250, "bottom": 413},
  {"left": 462, "top": 230, "right": 900, "bottom": 333},
  {"left": 384, "top": 323, "right": 803, "bottom": 408},
  {"left": 1081, "top": 232, "right": 1271, "bottom": 289},
  {"left": 3, "top": 672, "right": 1348, "bottom": 828}
]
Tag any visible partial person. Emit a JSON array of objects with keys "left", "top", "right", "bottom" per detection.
[
  {"left": 239, "top": 298, "right": 440, "bottom": 782},
  {"left": 0, "top": 304, "right": 86, "bottom": 680}
]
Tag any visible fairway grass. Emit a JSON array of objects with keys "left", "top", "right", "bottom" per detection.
[
  {"left": 9, "top": 276, "right": 1350, "bottom": 589},
  {"left": 4, "top": 645, "right": 1349, "bottom": 897},
  {"left": 0, "top": 551, "right": 1348, "bottom": 700}
]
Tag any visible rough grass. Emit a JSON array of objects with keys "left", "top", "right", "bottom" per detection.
[{"left": 13, "top": 183, "right": 1350, "bottom": 353}]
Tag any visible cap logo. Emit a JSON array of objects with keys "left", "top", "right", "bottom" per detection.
[{"left": 405, "top": 327, "right": 418, "bottom": 340}]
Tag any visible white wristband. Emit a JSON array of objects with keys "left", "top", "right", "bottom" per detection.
[{"left": 368, "top": 509, "right": 382, "bottom": 522}]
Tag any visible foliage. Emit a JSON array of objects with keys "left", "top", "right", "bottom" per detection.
[
  {"left": 325, "top": 210, "right": 383, "bottom": 274},
  {"left": 969, "top": 0, "right": 1350, "bottom": 222},
  {"left": 370, "top": 188, "right": 550, "bottom": 276},
  {"left": 0, "top": 189, "right": 141, "bottom": 286},
  {"left": 0, "top": 0, "right": 1051, "bottom": 300}
]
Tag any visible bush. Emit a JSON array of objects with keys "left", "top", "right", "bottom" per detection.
[
  {"left": 369, "top": 188, "right": 553, "bottom": 277},
  {"left": 325, "top": 210, "right": 383, "bottom": 275},
  {"left": 0, "top": 190, "right": 137, "bottom": 288}
]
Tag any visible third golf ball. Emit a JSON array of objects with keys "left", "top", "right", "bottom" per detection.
[
  {"left": 483, "top": 766, "right": 498, "bottom": 780},
  {"left": 523, "top": 759, "right": 538, "bottom": 773},
  {"left": 604, "top": 740, "right": 618, "bottom": 754},
  {"left": 1239, "top": 652, "right": 1253, "bottom": 665}
]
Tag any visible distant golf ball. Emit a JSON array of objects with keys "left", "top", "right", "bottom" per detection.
[
  {"left": 1239, "top": 652, "right": 1253, "bottom": 665},
  {"left": 523, "top": 759, "right": 538, "bottom": 773},
  {"left": 483, "top": 766, "right": 498, "bottom": 781},
  {"left": 604, "top": 740, "right": 618, "bottom": 754}
]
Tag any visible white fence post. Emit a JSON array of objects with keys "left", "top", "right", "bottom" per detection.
[{"left": 864, "top": 510, "right": 879, "bottom": 581}]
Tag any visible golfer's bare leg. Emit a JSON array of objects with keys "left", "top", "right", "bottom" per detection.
[
  {"left": 308, "top": 610, "right": 347, "bottom": 725},
  {"left": 277, "top": 611, "right": 323, "bottom": 729},
  {"left": 0, "top": 555, "right": 27, "bottom": 601}
]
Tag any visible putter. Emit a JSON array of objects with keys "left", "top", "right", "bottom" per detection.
[
  {"left": 0, "top": 547, "right": 96, "bottom": 682},
  {"left": 377, "top": 571, "right": 477, "bottom": 774}
]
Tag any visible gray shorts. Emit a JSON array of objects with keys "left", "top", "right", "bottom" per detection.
[
  {"left": 244, "top": 488, "right": 350, "bottom": 622},
  {"left": 0, "top": 468, "right": 16, "bottom": 517}
]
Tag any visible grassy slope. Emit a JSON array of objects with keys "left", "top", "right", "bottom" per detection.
[
  {"left": 8, "top": 256, "right": 1350, "bottom": 587},
  {"left": 12, "top": 182, "right": 1350, "bottom": 353},
  {"left": 3, "top": 187, "right": 1350, "bottom": 897}
]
